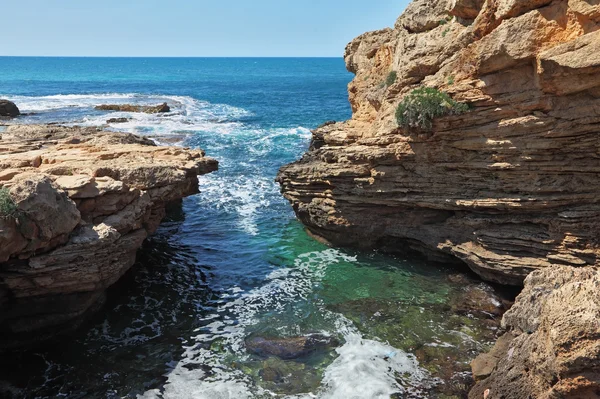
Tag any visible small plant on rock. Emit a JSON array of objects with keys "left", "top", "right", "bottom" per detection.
[
  {"left": 0, "top": 187, "right": 18, "bottom": 219},
  {"left": 395, "top": 87, "right": 469, "bottom": 131},
  {"left": 385, "top": 71, "right": 397, "bottom": 87}
]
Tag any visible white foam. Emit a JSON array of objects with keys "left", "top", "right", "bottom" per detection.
[
  {"left": 0, "top": 93, "right": 251, "bottom": 133},
  {"left": 319, "top": 331, "right": 424, "bottom": 399},
  {"left": 138, "top": 249, "right": 429, "bottom": 399},
  {"left": 4, "top": 92, "right": 312, "bottom": 236}
]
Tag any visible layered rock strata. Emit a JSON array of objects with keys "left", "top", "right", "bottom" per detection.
[
  {"left": 0, "top": 125, "right": 217, "bottom": 348},
  {"left": 469, "top": 266, "right": 600, "bottom": 398},
  {"left": 277, "top": 0, "right": 600, "bottom": 285}
]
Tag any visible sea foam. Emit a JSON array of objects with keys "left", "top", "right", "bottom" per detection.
[{"left": 138, "top": 249, "right": 429, "bottom": 399}]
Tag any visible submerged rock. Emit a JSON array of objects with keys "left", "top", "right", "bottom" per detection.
[
  {"left": 449, "top": 280, "right": 508, "bottom": 318},
  {"left": 245, "top": 334, "right": 339, "bottom": 360},
  {"left": 276, "top": 0, "right": 600, "bottom": 286},
  {"left": 470, "top": 266, "right": 600, "bottom": 398},
  {"left": 106, "top": 117, "right": 130, "bottom": 124},
  {"left": 95, "top": 102, "right": 170, "bottom": 113},
  {"left": 258, "top": 357, "right": 322, "bottom": 394},
  {"left": 0, "top": 124, "right": 218, "bottom": 349},
  {"left": 0, "top": 100, "right": 20, "bottom": 118}
]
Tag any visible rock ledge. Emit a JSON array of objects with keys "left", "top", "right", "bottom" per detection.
[{"left": 0, "top": 124, "right": 217, "bottom": 348}]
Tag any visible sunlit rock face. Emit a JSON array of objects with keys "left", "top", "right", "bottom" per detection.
[
  {"left": 277, "top": 0, "right": 600, "bottom": 286},
  {"left": 0, "top": 125, "right": 217, "bottom": 348},
  {"left": 470, "top": 266, "right": 600, "bottom": 399}
]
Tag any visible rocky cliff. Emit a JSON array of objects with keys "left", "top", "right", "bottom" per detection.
[
  {"left": 469, "top": 266, "right": 600, "bottom": 398},
  {"left": 0, "top": 125, "right": 217, "bottom": 349},
  {"left": 277, "top": 0, "right": 600, "bottom": 286}
]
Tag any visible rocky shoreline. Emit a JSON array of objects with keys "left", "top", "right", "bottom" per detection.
[
  {"left": 0, "top": 123, "right": 217, "bottom": 349},
  {"left": 277, "top": 0, "right": 600, "bottom": 287},
  {"left": 1, "top": 0, "right": 599, "bottom": 394},
  {"left": 277, "top": 0, "right": 600, "bottom": 397}
]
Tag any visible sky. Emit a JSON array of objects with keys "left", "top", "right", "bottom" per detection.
[{"left": 1, "top": 0, "right": 410, "bottom": 57}]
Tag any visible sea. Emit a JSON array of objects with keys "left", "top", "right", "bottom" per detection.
[{"left": 0, "top": 57, "right": 501, "bottom": 399}]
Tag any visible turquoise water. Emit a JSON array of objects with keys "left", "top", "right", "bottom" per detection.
[{"left": 0, "top": 58, "right": 502, "bottom": 398}]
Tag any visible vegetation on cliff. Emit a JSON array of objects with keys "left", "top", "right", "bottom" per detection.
[
  {"left": 395, "top": 87, "right": 468, "bottom": 130},
  {"left": 0, "top": 187, "right": 18, "bottom": 218}
]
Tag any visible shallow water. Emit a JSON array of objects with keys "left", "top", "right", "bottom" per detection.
[{"left": 0, "top": 58, "right": 503, "bottom": 398}]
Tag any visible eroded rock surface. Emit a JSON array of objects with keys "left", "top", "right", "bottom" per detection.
[
  {"left": 469, "top": 266, "right": 600, "bottom": 398},
  {"left": 0, "top": 125, "right": 217, "bottom": 348},
  {"left": 277, "top": 0, "right": 600, "bottom": 285}
]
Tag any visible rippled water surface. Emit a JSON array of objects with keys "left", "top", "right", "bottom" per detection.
[{"left": 0, "top": 58, "right": 503, "bottom": 399}]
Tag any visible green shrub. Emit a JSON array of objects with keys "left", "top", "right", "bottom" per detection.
[
  {"left": 447, "top": 75, "right": 455, "bottom": 85},
  {"left": 395, "top": 87, "right": 469, "bottom": 130},
  {"left": 385, "top": 71, "right": 397, "bottom": 87},
  {"left": 0, "top": 187, "right": 18, "bottom": 218}
]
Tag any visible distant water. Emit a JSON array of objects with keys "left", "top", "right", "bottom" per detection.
[{"left": 0, "top": 57, "right": 500, "bottom": 398}]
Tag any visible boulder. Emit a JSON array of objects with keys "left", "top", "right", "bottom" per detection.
[{"left": 0, "top": 100, "right": 20, "bottom": 118}]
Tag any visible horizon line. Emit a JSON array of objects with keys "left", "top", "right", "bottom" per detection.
[{"left": 0, "top": 55, "right": 344, "bottom": 59}]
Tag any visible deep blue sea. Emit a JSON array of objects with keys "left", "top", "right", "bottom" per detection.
[{"left": 0, "top": 57, "right": 501, "bottom": 399}]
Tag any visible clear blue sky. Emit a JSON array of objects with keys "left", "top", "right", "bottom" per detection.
[{"left": 1, "top": 0, "right": 410, "bottom": 57}]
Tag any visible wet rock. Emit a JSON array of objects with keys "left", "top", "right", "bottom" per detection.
[
  {"left": 245, "top": 334, "right": 339, "bottom": 360},
  {"left": 0, "top": 100, "right": 20, "bottom": 118},
  {"left": 470, "top": 332, "right": 514, "bottom": 380},
  {"left": 449, "top": 281, "right": 507, "bottom": 318},
  {"left": 259, "top": 357, "right": 322, "bottom": 394},
  {"left": 106, "top": 117, "right": 130, "bottom": 124},
  {"left": 470, "top": 266, "right": 600, "bottom": 398},
  {"left": 148, "top": 134, "right": 190, "bottom": 145},
  {"left": 95, "top": 102, "right": 170, "bottom": 114}
]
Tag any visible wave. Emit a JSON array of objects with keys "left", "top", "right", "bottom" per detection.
[
  {"left": 138, "top": 249, "right": 430, "bottom": 399},
  {"left": 0, "top": 93, "right": 253, "bottom": 137},
  {"left": 1, "top": 92, "right": 311, "bottom": 236}
]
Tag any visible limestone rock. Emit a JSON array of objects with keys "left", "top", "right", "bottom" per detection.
[
  {"left": 469, "top": 266, "right": 600, "bottom": 398},
  {"left": 1, "top": 174, "right": 81, "bottom": 260},
  {"left": 0, "top": 100, "right": 20, "bottom": 118},
  {"left": 450, "top": 0, "right": 485, "bottom": 20},
  {"left": 95, "top": 102, "right": 170, "bottom": 113},
  {"left": 396, "top": 0, "right": 453, "bottom": 33},
  {"left": 0, "top": 124, "right": 217, "bottom": 349},
  {"left": 277, "top": 0, "right": 600, "bottom": 285}
]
